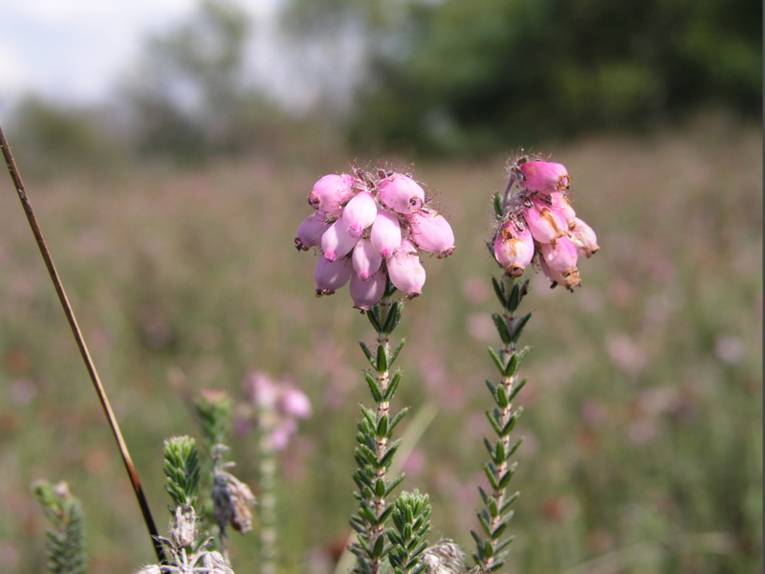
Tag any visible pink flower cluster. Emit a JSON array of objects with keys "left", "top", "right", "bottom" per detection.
[
  {"left": 295, "top": 168, "right": 455, "bottom": 309},
  {"left": 247, "top": 373, "right": 311, "bottom": 451},
  {"left": 493, "top": 159, "right": 599, "bottom": 289}
]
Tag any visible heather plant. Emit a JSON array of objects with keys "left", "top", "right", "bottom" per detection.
[{"left": 294, "top": 166, "right": 455, "bottom": 573}]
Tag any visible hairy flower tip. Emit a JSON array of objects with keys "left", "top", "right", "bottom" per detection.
[
  {"left": 297, "top": 167, "right": 454, "bottom": 306},
  {"left": 409, "top": 209, "right": 455, "bottom": 257},
  {"left": 493, "top": 220, "right": 534, "bottom": 277},
  {"left": 378, "top": 172, "right": 425, "bottom": 214},
  {"left": 197, "top": 551, "right": 235, "bottom": 574},
  {"left": 423, "top": 540, "right": 466, "bottom": 574},
  {"left": 387, "top": 240, "right": 427, "bottom": 297},
  {"left": 520, "top": 160, "right": 570, "bottom": 194},
  {"left": 213, "top": 470, "right": 256, "bottom": 534},
  {"left": 308, "top": 173, "right": 355, "bottom": 215},
  {"left": 170, "top": 504, "right": 198, "bottom": 548},
  {"left": 295, "top": 213, "right": 329, "bottom": 251}
]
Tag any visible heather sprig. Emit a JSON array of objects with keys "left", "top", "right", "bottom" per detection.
[
  {"left": 164, "top": 436, "right": 201, "bottom": 511},
  {"left": 387, "top": 490, "right": 432, "bottom": 574},
  {"left": 32, "top": 481, "right": 87, "bottom": 574}
]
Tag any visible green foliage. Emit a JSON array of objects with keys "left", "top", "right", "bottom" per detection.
[
  {"left": 292, "top": 0, "right": 762, "bottom": 153},
  {"left": 163, "top": 436, "right": 201, "bottom": 510},
  {"left": 351, "top": 296, "right": 409, "bottom": 574},
  {"left": 195, "top": 390, "right": 233, "bottom": 449},
  {"left": 388, "top": 490, "right": 432, "bottom": 574},
  {"left": 32, "top": 481, "right": 87, "bottom": 574},
  {"left": 471, "top": 275, "right": 531, "bottom": 572}
]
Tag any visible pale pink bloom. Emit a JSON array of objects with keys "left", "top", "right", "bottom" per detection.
[
  {"left": 387, "top": 240, "right": 426, "bottom": 297},
  {"left": 314, "top": 256, "right": 352, "bottom": 295},
  {"left": 294, "top": 213, "right": 329, "bottom": 251},
  {"left": 308, "top": 173, "right": 355, "bottom": 215},
  {"left": 350, "top": 270, "right": 387, "bottom": 310},
  {"left": 378, "top": 173, "right": 425, "bottom": 214},
  {"left": 569, "top": 217, "right": 599, "bottom": 257},
  {"left": 540, "top": 236, "right": 578, "bottom": 275},
  {"left": 493, "top": 222, "right": 534, "bottom": 277},
  {"left": 523, "top": 199, "right": 568, "bottom": 243},
  {"left": 409, "top": 209, "right": 455, "bottom": 257},
  {"left": 247, "top": 373, "right": 279, "bottom": 409},
  {"left": 540, "top": 257, "right": 581, "bottom": 289},
  {"left": 269, "top": 419, "right": 297, "bottom": 451},
  {"left": 520, "top": 161, "right": 570, "bottom": 194},
  {"left": 320, "top": 219, "right": 357, "bottom": 261},
  {"left": 280, "top": 387, "right": 312, "bottom": 418},
  {"left": 342, "top": 191, "right": 378, "bottom": 237},
  {"left": 370, "top": 210, "right": 402, "bottom": 257},
  {"left": 551, "top": 192, "right": 576, "bottom": 225},
  {"left": 352, "top": 238, "right": 382, "bottom": 280}
]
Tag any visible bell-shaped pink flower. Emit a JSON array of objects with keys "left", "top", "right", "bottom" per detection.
[
  {"left": 342, "top": 191, "right": 377, "bottom": 237},
  {"left": 321, "top": 219, "right": 358, "bottom": 261},
  {"left": 569, "top": 217, "right": 599, "bottom": 257},
  {"left": 352, "top": 238, "right": 383, "bottom": 280},
  {"left": 269, "top": 419, "right": 297, "bottom": 451},
  {"left": 294, "top": 213, "right": 329, "bottom": 251},
  {"left": 280, "top": 387, "right": 311, "bottom": 419},
  {"left": 409, "top": 209, "right": 455, "bottom": 257},
  {"left": 541, "top": 236, "right": 579, "bottom": 275},
  {"left": 308, "top": 173, "right": 355, "bottom": 215},
  {"left": 551, "top": 192, "right": 576, "bottom": 225},
  {"left": 370, "top": 210, "right": 402, "bottom": 258},
  {"left": 314, "top": 256, "right": 352, "bottom": 295},
  {"left": 350, "top": 270, "right": 386, "bottom": 310},
  {"left": 523, "top": 199, "right": 568, "bottom": 243},
  {"left": 387, "top": 240, "right": 426, "bottom": 297},
  {"left": 540, "top": 257, "right": 581, "bottom": 290},
  {"left": 493, "top": 222, "right": 534, "bottom": 277},
  {"left": 520, "top": 161, "right": 570, "bottom": 195},
  {"left": 378, "top": 173, "right": 425, "bottom": 214}
]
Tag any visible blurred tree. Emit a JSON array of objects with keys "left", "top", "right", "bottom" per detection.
[
  {"left": 286, "top": 0, "right": 762, "bottom": 154},
  {"left": 124, "top": 0, "right": 285, "bottom": 162}
]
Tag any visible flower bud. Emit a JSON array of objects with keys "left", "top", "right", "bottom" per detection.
[
  {"left": 294, "top": 213, "right": 329, "bottom": 251},
  {"left": 551, "top": 192, "right": 576, "bottom": 225},
  {"left": 378, "top": 173, "right": 425, "bottom": 214},
  {"left": 493, "top": 222, "right": 534, "bottom": 277},
  {"left": 280, "top": 387, "right": 311, "bottom": 418},
  {"left": 350, "top": 270, "right": 387, "bottom": 310},
  {"left": 569, "top": 217, "right": 599, "bottom": 257},
  {"left": 370, "top": 209, "right": 402, "bottom": 258},
  {"left": 409, "top": 209, "right": 455, "bottom": 257},
  {"left": 321, "top": 219, "right": 358, "bottom": 261},
  {"left": 308, "top": 173, "right": 355, "bottom": 215},
  {"left": 387, "top": 241, "right": 427, "bottom": 297},
  {"left": 342, "top": 191, "right": 378, "bottom": 237},
  {"left": 352, "top": 238, "right": 382, "bottom": 280},
  {"left": 314, "top": 256, "right": 352, "bottom": 295},
  {"left": 523, "top": 199, "right": 568, "bottom": 243},
  {"left": 520, "top": 161, "right": 570, "bottom": 194}
]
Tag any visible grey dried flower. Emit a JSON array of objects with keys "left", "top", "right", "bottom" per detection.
[
  {"left": 171, "top": 505, "right": 198, "bottom": 549},
  {"left": 213, "top": 469, "right": 256, "bottom": 534},
  {"left": 134, "top": 566, "right": 162, "bottom": 574},
  {"left": 423, "top": 540, "right": 466, "bottom": 574}
]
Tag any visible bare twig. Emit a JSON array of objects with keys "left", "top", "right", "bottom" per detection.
[{"left": 0, "top": 126, "right": 165, "bottom": 563}]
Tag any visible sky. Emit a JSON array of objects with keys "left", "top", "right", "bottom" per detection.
[{"left": 0, "top": 0, "right": 361, "bottom": 115}]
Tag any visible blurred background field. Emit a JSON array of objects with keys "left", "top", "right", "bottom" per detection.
[{"left": 0, "top": 1, "right": 761, "bottom": 573}]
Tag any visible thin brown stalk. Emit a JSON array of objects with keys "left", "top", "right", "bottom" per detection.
[{"left": 0, "top": 126, "right": 165, "bottom": 563}]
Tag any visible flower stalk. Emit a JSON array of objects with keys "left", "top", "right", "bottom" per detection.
[
  {"left": 256, "top": 402, "right": 278, "bottom": 574},
  {"left": 351, "top": 289, "right": 408, "bottom": 574}
]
